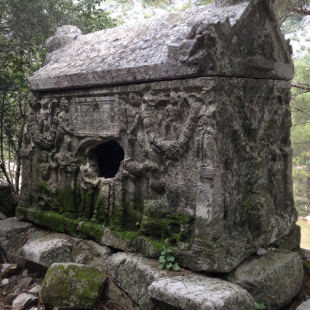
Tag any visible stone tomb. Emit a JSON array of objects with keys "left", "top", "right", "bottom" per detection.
[{"left": 17, "top": 0, "right": 297, "bottom": 272}]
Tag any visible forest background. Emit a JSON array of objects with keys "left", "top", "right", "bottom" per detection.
[{"left": 1, "top": 0, "right": 310, "bottom": 215}]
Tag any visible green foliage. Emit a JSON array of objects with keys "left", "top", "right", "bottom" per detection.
[
  {"left": 273, "top": 0, "right": 305, "bottom": 33},
  {"left": 255, "top": 302, "right": 266, "bottom": 310},
  {"left": 158, "top": 245, "right": 180, "bottom": 271},
  {"left": 64, "top": 0, "right": 118, "bottom": 34},
  {"left": 0, "top": 0, "right": 118, "bottom": 192},
  {"left": 200, "top": 0, "right": 214, "bottom": 5},
  {"left": 290, "top": 54, "right": 310, "bottom": 208}
]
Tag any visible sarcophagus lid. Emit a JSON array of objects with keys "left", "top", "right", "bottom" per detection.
[{"left": 29, "top": 0, "right": 292, "bottom": 91}]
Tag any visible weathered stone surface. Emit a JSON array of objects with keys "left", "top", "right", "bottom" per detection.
[
  {"left": 0, "top": 185, "right": 17, "bottom": 217},
  {"left": 229, "top": 249, "right": 304, "bottom": 309},
  {"left": 74, "top": 239, "right": 113, "bottom": 268},
  {"left": 20, "top": 236, "right": 73, "bottom": 268},
  {"left": 296, "top": 299, "right": 310, "bottom": 310},
  {"left": 40, "top": 263, "right": 106, "bottom": 309},
  {"left": 18, "top": 76, "right": 296, "bottom": 272},
  {"left": 273, "top": 224, "right": 301, "bottom": 250},
  {"left": 105, "top": 252, "right": 169, "bottom": 306},
  {"left": 0, "top": 218, "right": 113, "bottom": 271},
  {"left": 103, "top": 280, "right": 140, "bottom": 310},
  {"left": 18, "top": 0, "right": 296, "bottom": 274},
  {"left": 12, "top": 293, "right": 38, "bottom": 310},
  {"left": 148, "top": 275, "right": 257, "bottom": 310},
  {"left": 0, "top": 218, "right": 32, "bottom": 262},
  {"left": 29, "top": 0, "right": 292, "bottom": 91},
  {"left": 215, "top": 0, "right": 248, "bottom": 6}
]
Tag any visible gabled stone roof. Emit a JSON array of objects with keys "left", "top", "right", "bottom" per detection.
[{"left": 29, "top": 0, "right": 293, "bottom": 91}]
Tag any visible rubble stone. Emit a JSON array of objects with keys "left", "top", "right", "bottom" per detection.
[{"left": 229, "top": 249, "right": 304, "bottom": 309}]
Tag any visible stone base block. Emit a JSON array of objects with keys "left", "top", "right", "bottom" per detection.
[
  {"left": 230, "top": 249, "right": 304, "bottom": 309},
  {"left": 148, "top": 275, "right": 257, "bottom": 310}
]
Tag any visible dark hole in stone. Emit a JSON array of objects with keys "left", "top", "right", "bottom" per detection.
[{"left": 96, "top": 140, "right": 124, "bottom": 178}]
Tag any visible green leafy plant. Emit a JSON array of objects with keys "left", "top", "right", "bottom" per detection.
[
  {"left": 158, "top": 245, "right": 180, "bottom": 271},
  {"left": 255, "top": 302, "right": 266, "bottom": 309}
]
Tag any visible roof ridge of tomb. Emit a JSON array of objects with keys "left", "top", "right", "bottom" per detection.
[{"left": 29, "top": 0, "right": 293, "bottom": 91}]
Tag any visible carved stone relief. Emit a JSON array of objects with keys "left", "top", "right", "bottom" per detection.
[{"left": 18, "top": 77, "right": 296, "bottom": 272}]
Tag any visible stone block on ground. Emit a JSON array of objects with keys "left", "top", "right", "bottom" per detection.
[
  {"left": 73, "top": 239, "right": 113, "bottom": 270},
  {"left": 0, "top": 218, "right": 33, "bottom": 260},
  {"left": 230, "top": 249, "right": 304, "bottom": 309},
  {"left": 105, "top": 252, "right": 176, "bottom": 306},
  {"left": 297, "top": 299, "right": 310, "bottom": 310},
  {"left": 0, "top": 218, "right": 113, "bottom": 271},
  {"left": 40, "top": 263, "right": 106, "bottom": 309},
  {"left": 148, "top": 275, "right": 257, "bottom": 310},
  {"left": 20, "top": 236, "right": 73, "bottom": 269},
  {"left": 273, "top": 224, "right": 301, "bottom": 250}
]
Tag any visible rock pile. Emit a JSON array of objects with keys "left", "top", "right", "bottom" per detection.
[
  {"left": 0, "top": 217, "right": 309, "bottom": 310},
  {"left": 0, "top": 263, "right": 42, "bottom": 310}
]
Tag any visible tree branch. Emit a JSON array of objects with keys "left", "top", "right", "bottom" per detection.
[
  {"left": 292, "top": 82, "right": 310, "bottom": 91},
  {"left": 291, "top": 105, "right": 310, "bottom": 117}
]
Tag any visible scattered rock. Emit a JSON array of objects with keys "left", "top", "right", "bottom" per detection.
[
  {"left": 1, "top": 279, "right": 9, "bottom": 286},
  {"left": 148, "top": 275, "right": 257, "bottom": 310},
  {"left": 40, "top": 263, "right": 106, "bottom": 309},
  {"left": 1, "top": 263, "right": 12, "bottom": 273},
  {"left": 21, "top": 270, "right": 28, "bottom": 277},
  {"left": 257, "top": 248, "right": 268, "bottom": 256},
  {"left": 1, "top": 264, "right": 21, "bottom": 277},
  {"left": 230, "top": 249, "right": 304, "bottom": 309},
  {"left": 297, "top": 299, "right": 310, "bottom": 310},
  {"left": 12, "top": 293, "right": 38, "bottom": 310},
  {"left": 17, "top": 277, "right": 33, "bottom": 288},
  {"left": 28, "top": 285, "right": 41, "bottom": 295}
]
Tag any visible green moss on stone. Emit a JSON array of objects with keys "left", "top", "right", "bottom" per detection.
[
  {"left": 77, "top": 221, "right": 105, "bottom": 243},
  {"left": 144, "top": 237, "right": 166, "bottom": 254},
  {"left": 34, "top": 210, "right": 78, "bottom": 235},
  {"left": 76, "top": 153, "right": 88, "bottom": 166},
  {"left": 93, "top": 193, "right": 108, "bottom": 222},
  {"left": 16, "top": 206, "right": 29, "bottom": 219},
  {"left": 303, "top": 261, "right": 310, "bottom": 278},
  {"left": 113, "top": 230, "right": 141, "bottom": 241},
  {"left": 41, "top": 263, "right": 106, "bottom": 309},
  {"left": 109, "top": 203, "right": 124, "bottom": 232},
  {"left": 18, "top": 208, "right": 80, "bottom": 236},
  {"left": 124, "top": 199, "right": 144, "bottom": 231},
  {"left": 140, "top": 211, "right": 194, "bottom": 244},
  {"left": 57, "top": 186, "right": 75, "bottom": 214},
  {"left": 78, "top": 188, "right": 94, "bottom": 219},
  {"left": 38, "top": 181, "right": 48, "bottom": 191}
]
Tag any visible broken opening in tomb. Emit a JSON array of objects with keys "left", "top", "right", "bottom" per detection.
[{"left": 96, "top": 140, "right": 125, "bottom": 178}]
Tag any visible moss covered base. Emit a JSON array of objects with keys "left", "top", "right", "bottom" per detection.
[{"left": 40, "top": 263, "right": 106, "bottom": 309}]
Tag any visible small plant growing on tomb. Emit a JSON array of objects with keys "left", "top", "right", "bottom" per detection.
[
  {"left": 255, "top": 302, "right": 266, "bottom": 309},
  {"left": 158, "top": 245, "right": 180, "bottom": 271}
]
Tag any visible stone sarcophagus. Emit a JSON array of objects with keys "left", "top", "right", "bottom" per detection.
[{"left": 17, "top": 0, "right": 297, "bottom": 272}]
